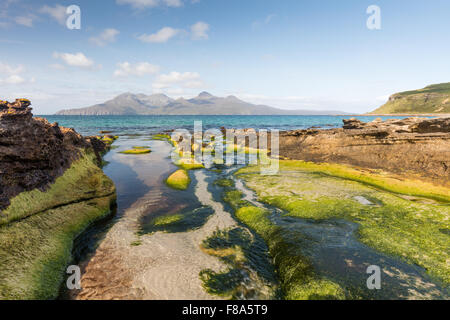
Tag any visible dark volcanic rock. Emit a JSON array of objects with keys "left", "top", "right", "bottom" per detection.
[
  {"left": 279, "top": 117, "right": 450, "bottom": 187},
  {"left": 0, "top": 99, "right": 107, "bottom": 211}
]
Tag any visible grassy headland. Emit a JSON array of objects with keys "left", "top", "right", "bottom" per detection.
[{"left": 370, "top": 82, "right": 450, "bottom": 114}]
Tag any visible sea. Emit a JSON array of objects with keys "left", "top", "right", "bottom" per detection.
[{"left": 38, "top": 115, "right": 414, "bottom": 136}]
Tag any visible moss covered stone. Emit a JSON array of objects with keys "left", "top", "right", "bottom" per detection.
[
  {"left": 0, "top": 152, "right": 116, "bottom": 300},
  {"left": 119, "top": 148, "right": 151, "bottom": 155},
  {"left": 166, "top": 169, "right": 190, "bottom": 190},
  {"left": 0, "top": 152, "right": 115, "bottom": 226}
]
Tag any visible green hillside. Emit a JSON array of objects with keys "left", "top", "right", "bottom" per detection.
[{"left": 370, "top": 82, "right": 450, "bottom": 114}]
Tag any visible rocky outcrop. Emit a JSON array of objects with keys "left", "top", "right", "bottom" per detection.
[
  {"left": 0, "top": 99, "right": 116, "bottom": 300},
  {"left": 0, "top": 99, "right": 108, "bottom": 211},
  {"left": 279, "top": 117, "right": 450, "bottom": 187}
]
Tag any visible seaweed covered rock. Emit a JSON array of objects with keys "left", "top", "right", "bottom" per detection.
[
  {"left": 166, "top": 169, "right": 190, "bottom": 190},
  {"left": 0, "top": 99, "right": 116, "bottom": 299},
  {"left": 279, "top": 117, "right": 450, "bottom": 187},
  {"left": 0, "top": 99, "right": 108, "bottom": 211}
]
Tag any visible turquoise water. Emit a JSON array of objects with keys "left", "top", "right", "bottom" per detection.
[{"left": 38, "top": 115, "right": 413, "bottom": 136}]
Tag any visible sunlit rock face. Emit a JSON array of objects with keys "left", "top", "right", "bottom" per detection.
[
  {"left": 279, "top": 117, "right": 450, "bottom": 186},
  {"left": 0, "top": 99, "right": 107, "bottom": 210}
]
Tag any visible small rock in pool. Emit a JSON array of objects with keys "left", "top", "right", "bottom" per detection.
[{"left": 119, "top": 148, "right": 151, "bottom": 155}]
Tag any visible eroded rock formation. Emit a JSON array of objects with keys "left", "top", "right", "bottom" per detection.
[
  {"left": 279, "top": 117, "right": 450, "bottom": 187},
  {"left": 0, "top": 99, "right": 108, "bottom": 211}
]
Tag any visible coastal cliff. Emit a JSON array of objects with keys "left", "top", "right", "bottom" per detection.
[
  {"left": 0, "top": 99, "right": 116, "bottom": 299},
  {"left": 370, "top": 83, "right": 450, "bottom": 114},
  {"left": 279, "top": 117, "right": 450, "bottom": 187}
]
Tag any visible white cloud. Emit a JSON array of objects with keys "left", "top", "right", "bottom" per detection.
[
  {"left": 53, "top": 52, "right": 95, "bottom": 68},
  {"left": 114, "top": 62, "right": 160, "bottom": 77},
  {"left": 39, "top": 4, "right": 67, "bottom": 25},
  {"left": 90, "top": 28, "right": 120, "bottom": 47},
  {"left": 0, "top": 62, "right": 25, "bottom": 75},
  {"left": 0, "top": 62, "right": 31, "bottom": 85},
  {"left": 191, "top": 21, "right": 209, "bottom": 40},
  {"left": 116, "top": 0, "right": 159, "bottom": 8},
  {"left": 152, "top": 71, "right": 204, "bottom": 90},
  {"left": 15, "top": 15, "right": 34, "bottom": 27},
  {"left": 163, "top": 0, "right": 183, "bottom": 7},
  {"left": 0, "top": 74, "right": 26, "bottom": 85},
  {"left": 116, "top": 0, "right": 183, "bottom": 9},
  {"left": 138, "top": 22, "right": 210, "bottom": 43},
  {"left": 138, "top": 27, "right": 180, "bottom": 43}
]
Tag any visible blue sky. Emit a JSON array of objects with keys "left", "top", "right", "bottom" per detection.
[{"left": 1, "top": 0, "right": 450, "bottom": 114}]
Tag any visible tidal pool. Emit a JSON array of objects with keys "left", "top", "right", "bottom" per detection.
[{"left": 65, "top": 136, "right": 449, "bottom": 300}]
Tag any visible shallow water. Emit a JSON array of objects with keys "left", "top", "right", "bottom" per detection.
[{"left": 66, "top": 134, "right": 448, "bottom": 300}]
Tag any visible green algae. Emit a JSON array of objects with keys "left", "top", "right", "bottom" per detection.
[
  {"left": 119, "top": 148, "right": 151, "bottom": 154},
  {"left": 0, "top": 196, "right": 115, "bottom": 300},
  {"left": 151, "top": 134, "right": 171, "bottom": 141},
  {"left": 130, "top": 240, "right": 143, "bottom": 247},
  {"left": 236, "top": 161, "right": 450, "bottom": 284},
  {"left": 166, "top": 169, "right": 190, "bottom": 190},
  {"left": 177, "top": 159, "right": 205, "bottom": 170},
  {"left": 0, "top": 152, "right": 115, "bottom": 226},
  {"left": 143, "top": 206, "right": 215, "bottom": 235},
  {"left": 99, "top": 135, "right": 118, "bottom": 145},
  {"left": 0, "top": 151, "right": 116, "bottom": 300},
  {"left": 218, "top": 177, "right": 347, "bottom": 300},
  {"left": 234, "top": 205, "right": 346, "bottom": 300},
  {"left": 199, "top": 228, "right": 279, "bottom": 299},
  {"left": 223, "top": 190, "right": 250, "bottom": 209},
  {"left": 238, "top": 160, "right": 450, "bottom": 203},
  {"left": 152, "top": 213, "right": 184, "bottom": 226},
  {"left": 215, "top": 178, "right": 234, "bottom": 188}
]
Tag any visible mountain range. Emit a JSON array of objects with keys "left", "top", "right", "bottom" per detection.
[
  {"left": 56, "top": 92, "right": 348, "bottom": 115},
  {"left": 370, "top": 82, "right": 450, "bottom": 114}
]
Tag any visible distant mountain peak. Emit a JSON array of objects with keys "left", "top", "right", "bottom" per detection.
[
  {"left": 226, "top": 95, "right": 240, "bottom": 101},
  {"left": 197, "top": 91, "right": 214, "bottom": 99},
  {"left": 56, "top": 92, "right": 349, "bottom": 116},
  {"left": 150, "top": 93, "right": 170, "bottom": 98}
]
